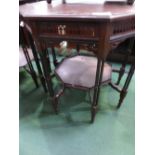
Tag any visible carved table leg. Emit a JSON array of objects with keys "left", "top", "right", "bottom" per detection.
[
  {"left": 39, "top": 42, "right": 57, "bottom": 113},
  {"left": 27, "top": 32, "right": 47, "bottom": 92},
  {"left": 116, "top": 63, "right": 126, "bottom": 85},
  {"left": 22, "top": 46, "right": 39, "bottom": 88},
  {"left": 117, "top": 62, "right": 135, "bottom": 108},
  {"left": 91, "top": 58, "right": 104, "bottom": 123},
  {"left": 116, "top": 38, "right": 134, "bottom": 85},
  {"left": 20, "top": 26, "right": 39, "bottom": 88}
]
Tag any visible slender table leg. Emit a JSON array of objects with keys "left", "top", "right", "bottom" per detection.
[
  {"left": 39, "top": 44, "right": 57, "bottom": 113},
  {"left": 117, "top": 62, "right": 135, "bottom": 108},
  {"left": 27, "top": 32, "right": 48, "bottom": 92},
  {"left": 22, "top": 46, "right": 39, "bottom": 88},
  {"left": 116, "top": 38, "right": 135, "bottom": 108},
  {"left": 91, "top": 58, "right": 104, "bottom": 123},
  {"left": 20, "top": 26, "right": 39, "bottom": 88},
  {"left": 51, "top": 46, "right": 59, "bottom": 67},
  {"left": 116, "top": 58, "right": 127, "bottom": 85},
  {"left": 95, "top": 60, "right": 104, "bottom": 105},
  {"left": 116, "top": 38, "right": 134, "bottom": 85}
]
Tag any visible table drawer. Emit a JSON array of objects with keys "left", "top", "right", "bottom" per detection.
[{"left": 36, "top": 21, "right": 99, "bottom": 39}]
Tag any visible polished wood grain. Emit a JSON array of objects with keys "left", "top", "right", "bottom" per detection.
[{"left": 20, "top": 1, "right": 134, "bottom": 20}]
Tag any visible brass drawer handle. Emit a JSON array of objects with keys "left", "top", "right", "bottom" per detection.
[{"left": 58, "top": 25, "right": 66, "bottom": 35}]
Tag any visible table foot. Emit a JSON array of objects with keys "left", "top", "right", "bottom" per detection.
[
  {"left": 117, "top": 90, "right": 127, "bottom": 109},
  {"left": 90, "top": 106, "right": 97, "bottom": 123}
]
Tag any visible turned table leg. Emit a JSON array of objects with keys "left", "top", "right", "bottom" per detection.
[
  {"left": 38, "top": 42, "right": 58, "bottom": 113},
  {"left": 91, "top": 58, "right": 104, "bottom": 123},
  {"left": 117, "top": 62, "right": 135, "bottom": 108}
]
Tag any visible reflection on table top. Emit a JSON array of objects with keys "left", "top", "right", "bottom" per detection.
[{"left": 19, "top": 0, "right": 134, "bottom": 20}]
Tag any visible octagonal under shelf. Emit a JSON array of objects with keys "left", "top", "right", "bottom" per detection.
[{"left": 55, "top": 55, "right": 112, "bottom": 89}]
